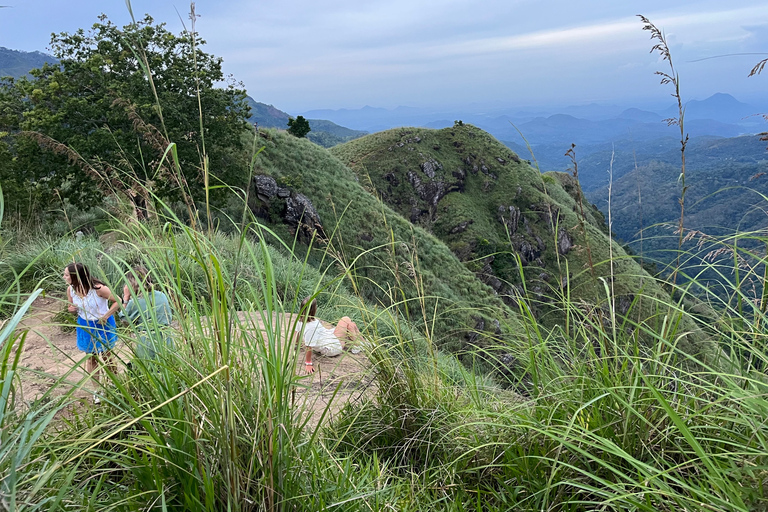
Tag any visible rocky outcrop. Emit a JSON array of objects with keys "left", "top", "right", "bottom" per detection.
[
  {"left": 407, "top": 171, "right": 448, "bottom": 208},
  {"left": 253, "top": 175, "right": 278, "bottom": 201},
  {"left": 251, "top": 175, "right": 323, "bottom": 241},
  {"left": 285, "top": 193, "right": 323, "bottom": 236},
  {"left": 420, "top": 159, "right": 442, "bottom": 178},
  {"left": 498, "top": 205, "right": 521, "bottom": 235}
]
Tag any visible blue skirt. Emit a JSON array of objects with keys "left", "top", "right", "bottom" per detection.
[{"left": 76, "top": 316, "right": 117, "bottom": 353}]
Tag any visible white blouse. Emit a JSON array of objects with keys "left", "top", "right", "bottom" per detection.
[
  {"left": 70, "top": 287, "right": 109, "bottom": 321},
  {"left": 297, "top": 319, "right": 343, "bottom": 354}
]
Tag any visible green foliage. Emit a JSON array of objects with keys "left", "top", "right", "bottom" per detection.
[
  {"left": 2, "top": 9, "right": 765, "bottom": 509},
  {"left": 306, "top": 119, "right": 367, "bottom": 148},
  {"left": 2, "top": 152, "right": 768, "bottom": 510},
  {"left": 247, "top": 128, "right": 523, "bottom": 356},
  {"left": 0, "top": 14, "right": 251, "bottom": 214},
  {"left": 287, "top": 115, "right": 311, "bottom": 138},
  {"left": 328, "top": 125, "right": 709, "bottom": 356}
]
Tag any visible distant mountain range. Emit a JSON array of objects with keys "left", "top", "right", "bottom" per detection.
[
  {"left": 301, "top": 94, "right": 767, "bottom": 141},
  {"left": 302, "top": 94, "right": 768, "bottom": 187},
  {"left": 0, "top": 47, "right": 58, "bottom": 79},
  {"left": 243, "top": 96, "right": 367, "bottom": 147},
  {"left": 2, "top": 47, "right": 367, "bottom": 148}
]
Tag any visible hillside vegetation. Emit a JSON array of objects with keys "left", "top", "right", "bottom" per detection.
[
  {"left": 585, "top": 136, "right": 768, "bottom": 296},
  {"left": 329, "top": 124, "right": 710, "bottom": 355},
  {"left": 244, "top": 95, "right": 367, "bottom": 147},
  {"left": 243, "top": 128, "right": 523, "bottom": 357},
  {"left": 4, "top": 9, "right": 768, "bottom": 512}
]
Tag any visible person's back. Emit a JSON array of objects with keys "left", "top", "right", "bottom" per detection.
[
  {"left": 121, "top": 267, "right": 173, "bottom": 361},
  {"left": 124, "top": 290, "right": 172, "bottom": 328},
  {"left": 299, "top": 318, "right": 343, "bottom": 357}
]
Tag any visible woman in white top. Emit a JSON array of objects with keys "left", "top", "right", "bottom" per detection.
[
  {"left": 296, "top": 296, "right": 365, "bottom": 374},
  {"left": 64, "top": 263, "right": 121, "bottom": 401}
]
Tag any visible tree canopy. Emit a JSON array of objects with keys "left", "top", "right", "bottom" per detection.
[
  {"left": 0, "top": 14, "right": 251, "bottom": 215},
  {"left": 287, "top": 116, "right": 311, "bottom": 138}
]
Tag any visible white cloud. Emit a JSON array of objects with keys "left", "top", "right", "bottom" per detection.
[{"left": 3, "top": 0, "right": 767, "bottom": 109}]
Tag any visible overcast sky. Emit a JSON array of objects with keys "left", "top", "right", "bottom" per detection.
[{"left": 2, "top": 0, "right": 767, "bottom": 112}]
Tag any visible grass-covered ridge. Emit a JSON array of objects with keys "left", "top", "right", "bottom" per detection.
[
  {"left": 245, "top": 128, "right": 524, "bottom": 355},
  {"left": 5, "top": 8, "right": 768, "bottom": 509},
  {"left": 329, "top": 124, "right": 712, "bottom": 357},
  {"left": 4, "top": 196, "right": 768, "bottom": 511}
]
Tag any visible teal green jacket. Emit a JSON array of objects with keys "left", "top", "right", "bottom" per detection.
[{"left": 122, "top": 290, "right": 172, "bottom": 329}]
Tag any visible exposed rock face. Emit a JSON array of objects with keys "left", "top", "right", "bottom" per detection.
[
  {"left": 253, "top": 175, "right": 278, "bottom": 201},
  {"left": 250, "top": 175, "right": 323, "bottom": 242},
  {"left": 407, "top": 171, "right": 447, "bottom": 208},
  {"left": 517, "top": 240, "right": 541, "bottom": 265},
  {"left": 285, "top": 193, "right": 322, "bottom": 233},
  {"left": 420, "top": 159, "right": 442, "bottom": 178},
  {"left": 498, "top": 205, "right": 521, "bottom": 235}
]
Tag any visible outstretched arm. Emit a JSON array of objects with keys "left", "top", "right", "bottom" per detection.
[{"left": 304, "top": 347, "right": 315, "bottom": 374}]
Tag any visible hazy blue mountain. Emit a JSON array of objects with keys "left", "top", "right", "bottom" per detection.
[
  {"left": 0, "top": 47, "right": 57, "bottom": 79},
  {"left": 301, "top": 93, "right": 764, "bottom": 154},
  {"left": 618, "top": 108, "right": 663, "bottom": 123},
  {"left": 243, "top": 95, "right": 366, "bottom": 147},
  {"left": 661, "top": 93, "right": 757, "bottom": 123}
]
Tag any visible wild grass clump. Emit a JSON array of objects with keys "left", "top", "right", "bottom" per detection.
[{"left": 324, "top": 286, "right": 768, "bottom": 510}]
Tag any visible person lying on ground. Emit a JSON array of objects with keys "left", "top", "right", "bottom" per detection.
[{"left": 296, "top": 296, "right": 365, "bottom": 374}]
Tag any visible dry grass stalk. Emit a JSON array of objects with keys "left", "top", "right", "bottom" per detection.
[
  {"left": 565, "top": 144, "right": 595, "bottom": 278},
  {"left": 639, "top": 15, "right": 689, "bottom": 285}
]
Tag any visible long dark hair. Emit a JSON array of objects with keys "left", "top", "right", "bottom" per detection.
[
  {"left": 300, "top": 296, "right": 317, "bottom": 322},
  {"left": 66, "top": 262, "right": 104, "bottom": 295}
]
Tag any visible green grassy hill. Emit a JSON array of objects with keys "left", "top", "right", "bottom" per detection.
[
  {"left": 327, "top": 124, "right": 711, "bottom": 355},
  {"left": 241, "top": 125, "right": 714, "bottom": 360},
  {"left": 246, "top": 128, "right": 523, "bottom": 357}
]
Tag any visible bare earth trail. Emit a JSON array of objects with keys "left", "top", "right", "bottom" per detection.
[{"left": 15, "top": 296, "right": 374, "bottom": 429}]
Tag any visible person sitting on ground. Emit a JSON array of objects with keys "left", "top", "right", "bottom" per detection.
[
  {"left": 296, "top": 296, "right": 365, "bottom": 374},
  {"left": 121, "top": 266, "right": 173, "bottom": 361}
]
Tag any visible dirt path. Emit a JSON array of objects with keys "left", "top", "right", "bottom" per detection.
[{"left": 13, "top": 296, "right": 375, "bottom": 428}]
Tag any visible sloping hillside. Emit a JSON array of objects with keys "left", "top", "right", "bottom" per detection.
[
  {"left": 328, "top": 124, "right": 710, "bottom": 355},
  {"left": 244, "top": 95, "right": 366, "bottom": 147},
  {"left": 246, "top": 128, "right": 524, "bottom": 356}
]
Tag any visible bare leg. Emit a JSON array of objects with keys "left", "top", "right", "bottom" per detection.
[
  {"left": 102, "top": 350, "right": 117, "bottom": 375},
  {"left": 86, "top": 354, "right": 100, "bottom": 384},
  {"left": 333, "top": 318, "right": 351, "bottom": 349},
  {"left": 335, "top": 317, "right": 365, "bottom": 346}
]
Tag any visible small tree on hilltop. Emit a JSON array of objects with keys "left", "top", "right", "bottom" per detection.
[{"left": 287, "top": 116, "right": 311, "bottom": 138}]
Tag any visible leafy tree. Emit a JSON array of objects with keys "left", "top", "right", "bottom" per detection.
[
  {"left": 287, "top": 116, "right": 310, "bottom": 138},
  {"left": 0, "top": 14, "right": 251, "bottom": 217}
]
